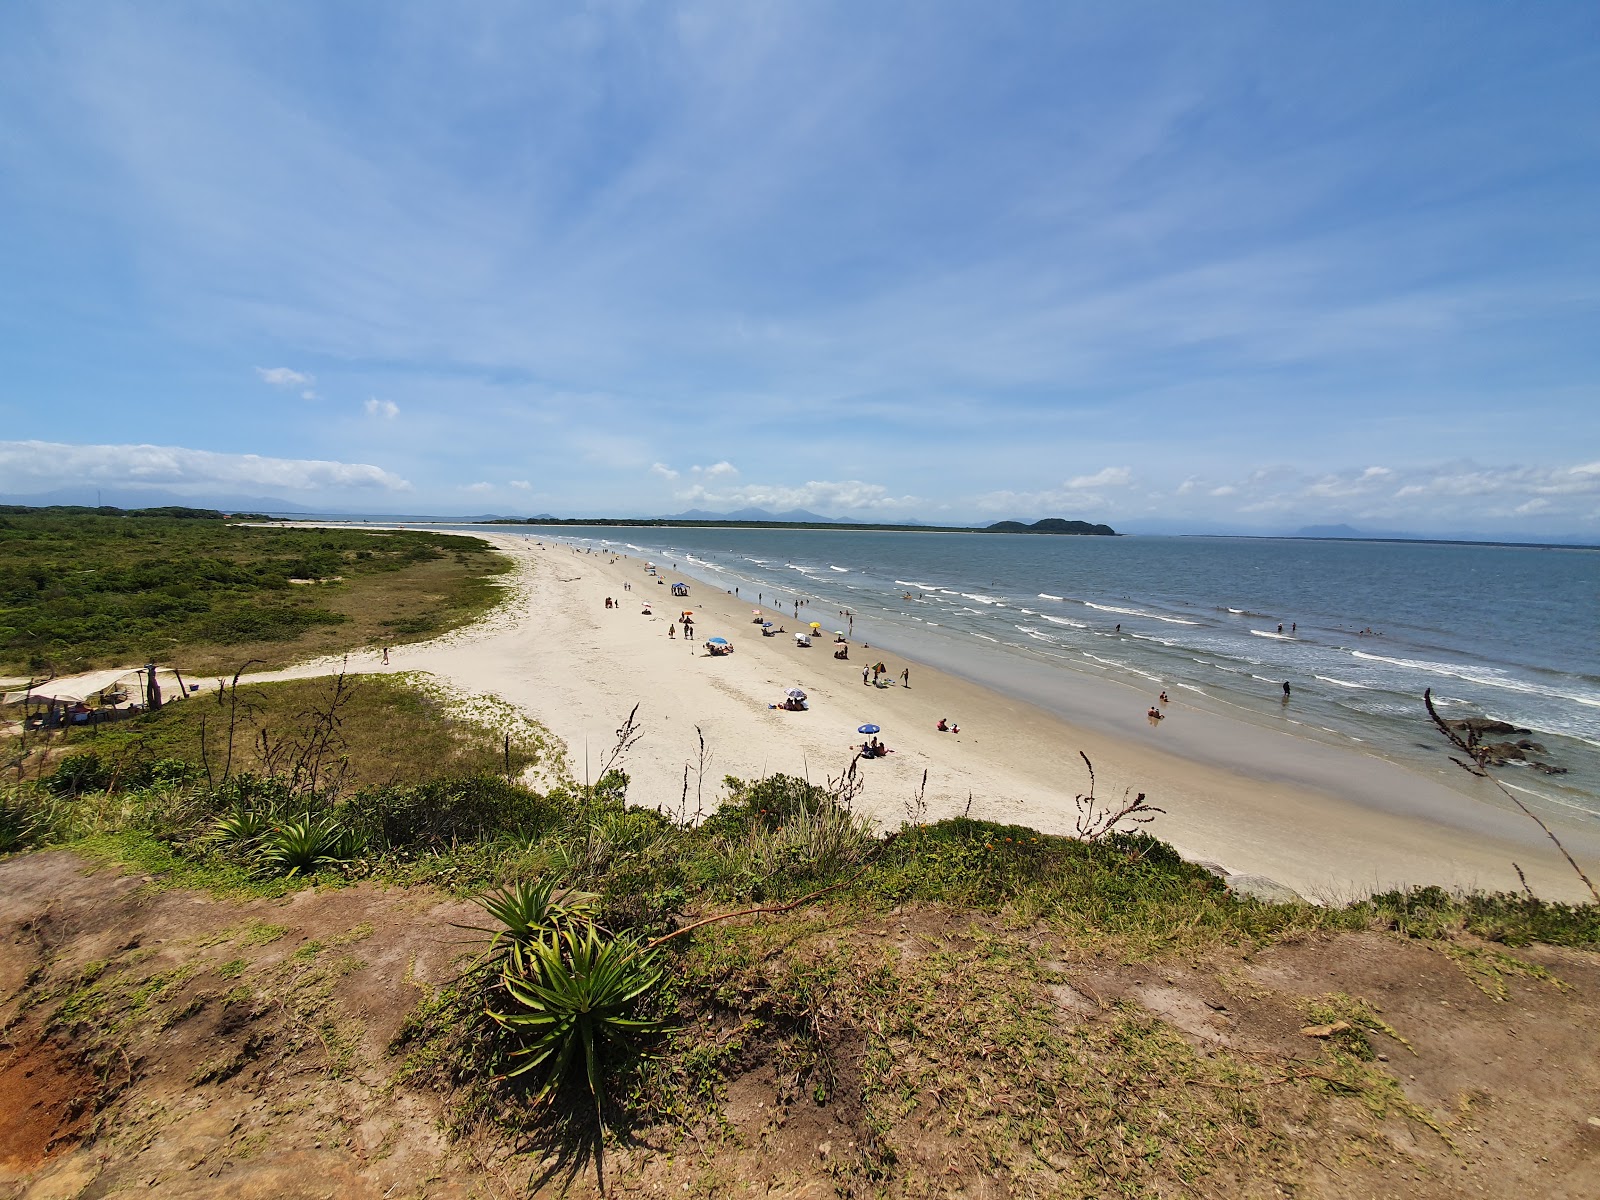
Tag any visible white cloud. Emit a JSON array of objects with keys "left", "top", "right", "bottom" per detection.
[
  {"left": 364, "top": 397, "right": 399, "bottom": 419},
  {"left": 256, "top": 366, "right": 312, "bottom": 388},
  {"left": 676, "top": 478, "right": 921, "bottom": 514},
  {"left": 649, "top": 462, "right": 680, "bottom": 481},
  {"left": 0, "top": 439, "right": 410, "bottom": 492},
  {"left": 1166, "top": 459, "right": 1600, "bottom": 527},
  {"left": 1067, "top": 466, "right": 1132, "bottom": 489},
  {"left": 691, "top": 461, "right": 739, "bottom": 480},
  {"left": 300, "top": 389, "right": 318, "bottom": 401},
  {"left": 462, "top": 481, "right": 494, "bottom": 493},
  {"left": 509, "top": 479, "right": 532, "bottom": 490}
]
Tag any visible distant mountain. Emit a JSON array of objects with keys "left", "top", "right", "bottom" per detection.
[
  {"left": 1294, "top": 524, "right": 1369, "bottom": 539},
  {"left": 985, "top": 518, "right": 1118, "bottom": 536},
  {"left": 659, "top": 507, "right": 847, "bottom": 524},
  {"left": 0, "top": 487, "right": 315, "bottom": 513}
]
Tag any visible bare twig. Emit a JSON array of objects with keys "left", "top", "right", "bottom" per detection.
[
  {"left": 645, "top": 858, "right": 877, "bottom": 950},
  {"left": 1073, "top": 752, "right": 1165, "bottom": 841},
  {"left": 1425, "top": 689, "right": 1598, "bottom": 903}
]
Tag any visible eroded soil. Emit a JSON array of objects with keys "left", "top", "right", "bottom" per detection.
[{"left": 2, "top": 852, "right": 1598, "bottom": 1198}]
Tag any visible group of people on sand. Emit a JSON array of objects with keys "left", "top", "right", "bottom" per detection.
[
  {"left": 860, "top": 735, "right": 890, "bottom": 758},
  {"left": 1147, "top": 690, "right": 1170, "bottom": 722},
  {"left": 934, "top": 718, "right": 960, "bottom": 734}
]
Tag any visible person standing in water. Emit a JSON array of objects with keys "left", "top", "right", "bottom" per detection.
[{"left": 1282, "top": 681, "right": 1291, "bottom": 699}]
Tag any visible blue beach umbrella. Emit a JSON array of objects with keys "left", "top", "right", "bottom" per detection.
[
  {"left": 706, "top": 637, "right": 730, "bottom": 647},
  {"left": 857, "top": 724, "right": 881, "bottom": 734}
]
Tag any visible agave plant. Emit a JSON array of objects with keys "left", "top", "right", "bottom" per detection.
[
  {"left": 490, "top": 925, "right": 664, "bottom": 1111},
  {"left": 259, "top": 814, "right": 362, "bottom": 876},
  {"left": 213, "top": 805, "right": 270, "bottom": 846},
  {"left": 470, "top": 878, "right": 599, "bottom": 970}
]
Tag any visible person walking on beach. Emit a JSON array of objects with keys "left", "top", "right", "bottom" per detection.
[
  {"left": 901, "top": 667, "right": 910, "bottom": 688},
  {"left": 862, "top": 666, "right": 870, "bottom": 686},
  {"left": 1282, "top": 681, "right": 1291, "bottom": 699},
  {"left": 381, "top": 646, "right": 389, "bottom": 665}
]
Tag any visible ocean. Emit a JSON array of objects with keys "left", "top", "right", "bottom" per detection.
[{"left": 435, "top": 525, "right": 1600, "bottom": 822}]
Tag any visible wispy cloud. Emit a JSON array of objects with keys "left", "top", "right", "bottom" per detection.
[
  {"left": 0, "top": 440, "right": 411, "bottom": 492},
  {"left": 676, "top": 478, "right": 922, "bottom": 514},
  {"left": 1, "top": 6, "right": 1594, "bottom": 531},
  {"left": 256, "top": 366, "right": 311, "bottom": 387}
]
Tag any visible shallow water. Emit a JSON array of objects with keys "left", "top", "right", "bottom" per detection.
[{"left": 449, "top": 526, "right": 1600, "bottom": 822}]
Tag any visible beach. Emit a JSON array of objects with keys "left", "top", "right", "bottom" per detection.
[{"left": 227, "top": 531, "right": 1598, "bottom": 904}]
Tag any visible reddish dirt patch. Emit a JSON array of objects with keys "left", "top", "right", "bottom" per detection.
[{"left": 0, "top": 1037, "right": 100, "bottom": 1171}]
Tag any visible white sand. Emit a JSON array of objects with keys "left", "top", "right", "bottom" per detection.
[{"left": 213, "top": 531, "right": 1598, "bottom": 904}]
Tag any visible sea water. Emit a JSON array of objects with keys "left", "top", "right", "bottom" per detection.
[{"left": 446, "top": 525, "right": 1600, "bottom": 821}]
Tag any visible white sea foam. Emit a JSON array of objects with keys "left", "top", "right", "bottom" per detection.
[
  {"left": 1038, "top": 593, "right": 1064, "bottom": 601},
  {"left": 830, "top": 565, "right": 849, "bottom": 572},
  {"left": 1315, "top": 675, "right": 1373, "bottom": 689},
  {"left": 1039, "top": 614, "right": 1088, "bottom": 628},
  {"left": 895, "top": 581, "right": 936, "bottom": 589},
  {"left": 1083, "top": 601, "right": 1200, "bottom": 625},
  {"left": 971, "top": 632, "right": 999, "bottom": 642},
  {"left": 1250, "top": 629, "right": 1294, "bottom": 640},
  {"left": 1352, "top": 650, "right": 1600, "bottom": 708}
]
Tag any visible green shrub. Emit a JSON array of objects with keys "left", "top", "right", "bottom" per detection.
[
  {"left": 260, "top": 815, "right": 364, "bottom": 877},
  {"left": 490, "top": 924, "right": 665, "bottom": 1111}
]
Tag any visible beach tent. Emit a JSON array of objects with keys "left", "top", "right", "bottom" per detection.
[{"left": 786, "top": 687, "right": 807, "bottom": 701}]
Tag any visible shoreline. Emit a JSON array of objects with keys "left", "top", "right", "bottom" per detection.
[{"left": 235, "top": 529, "right": 1600, "bottom": 904}]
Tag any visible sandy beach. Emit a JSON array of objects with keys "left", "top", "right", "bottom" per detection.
[{"left": 169, "top": 531, "right": 1600, "bottom": 903}]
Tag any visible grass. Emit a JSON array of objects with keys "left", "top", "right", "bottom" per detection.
[
  {"left": 5, "top": 669, "right": 1598, "bottom": 1196},
  {"left": 0, "top": 507, "right": 510, "bottom": 676},
  {"left": 46, "top": 673, "right": 564, "bottom": 795}
]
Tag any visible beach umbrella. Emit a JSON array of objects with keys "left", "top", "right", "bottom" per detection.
[
  {"left": 857, "top": 724, "right": 881, "bottom": 734},
  {"left": 786, "top": 687, "right": 807, "bottom": 700},
  {"left": 751, "top": 608, "right": 763, "bottom": 615},
  {"left": 707, "top": 637, "right": 730, "bottom": 646},
  {"left": 763, "top": 621, "right": 774, "bottom": 628},
  {"left": 834, "top": 630, "right": 846, "bottom": 637}
]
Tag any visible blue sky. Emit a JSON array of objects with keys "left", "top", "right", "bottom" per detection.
[{"left": 2, "top": 2, "right": 1597, "bottom": 534}]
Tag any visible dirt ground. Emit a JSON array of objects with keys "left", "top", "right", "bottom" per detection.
[{"left": 2, "top": 852, "right": 1598, "bottom": 1199}]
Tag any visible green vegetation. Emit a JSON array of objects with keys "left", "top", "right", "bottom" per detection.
[
  {"left": 0, "top": 507, "right": 510, "bottom": 675},
  {"left": 5, "top": 671, "right": 1597, "bottom": 1195},
  {"left": 29, "top": 672, "right": 562, "bottom": 796}
]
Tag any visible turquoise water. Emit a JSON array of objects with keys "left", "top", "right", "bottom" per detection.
[{"left": 451, "top": 526, "right": 1600, "bottom": 820}]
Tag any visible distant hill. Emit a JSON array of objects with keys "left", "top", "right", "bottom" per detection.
[
  {"left": 661, "top": 507, "right": 846, "bottom": 524},
  {"left": 1294, "top": 524, "right": 1369, "bottom": 539},
  {"left": 0, "top": 487, "right": 314, "bottom": 512},
  {"left": 985, "top": 518, "right": 1118, "bottom": 536}
]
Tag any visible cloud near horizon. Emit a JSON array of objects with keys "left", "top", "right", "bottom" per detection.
[
  {"left": 674, "top": 478, "right": 923, "bottom": 514},
  {"left": 0, "top": 440, "right": 411, "bottom": 494}
]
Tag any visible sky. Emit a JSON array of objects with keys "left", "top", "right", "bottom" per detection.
[{"left": 1, "top": 2, "right": 1597, "bottom": 536}]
